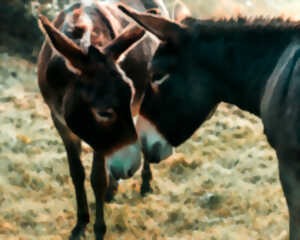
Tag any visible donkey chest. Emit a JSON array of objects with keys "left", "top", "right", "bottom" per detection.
[{"left": 260, "top": 42, "right": 300, "bottom": 148}]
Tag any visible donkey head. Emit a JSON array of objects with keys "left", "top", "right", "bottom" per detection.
[
  {"left": 39, "top": 14, "right": 145, "bottom": 154},
  {"left": 119, "top": 5, "right": 220, "bottom": 146}
]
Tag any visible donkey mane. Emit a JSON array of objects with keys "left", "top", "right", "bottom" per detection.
[{"left": 183, "top": 16, "right": 300, "bottom": 36}]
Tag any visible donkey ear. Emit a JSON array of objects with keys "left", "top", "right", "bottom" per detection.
[
  {"left": 118, "top": 4, "right": 188, "bottom": 45},
  {"left": 38, "top": 14, "right": 88, "bottom": 71},
  {"left": 101, "top": 24, "right": 145, "bottom": 61}
]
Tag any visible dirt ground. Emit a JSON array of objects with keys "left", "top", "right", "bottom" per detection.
[{"left": 1, "top": 0, "right": 300, "bottom": 239}]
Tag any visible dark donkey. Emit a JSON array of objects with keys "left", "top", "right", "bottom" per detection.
[
  {"left": 120, "top": 4, "right": 300, "bottom": 240},
  {"left": 37, "top": 0, "right": 171, "bottom": 239}
]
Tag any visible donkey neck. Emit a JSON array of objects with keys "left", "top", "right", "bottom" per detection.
[{"left": 189, "top": 18, "right": 300, "bottom": 116}]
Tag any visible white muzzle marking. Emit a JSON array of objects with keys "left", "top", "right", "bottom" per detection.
[
  {"left": 106, "top": 141, "right": 141, "bottom": 179},
  {"left": 136, "top": 115, "right": 173, "bottom": 161}
]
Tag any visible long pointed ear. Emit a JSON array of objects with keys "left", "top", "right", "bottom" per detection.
[
  {"left": 173, "top": 0, "right": 191, "bottom": 22},
  {"left": 38, "top": 14, "right": 88, "bottom": 70},
  {"left": 101, "top": 24, "right": 145, "bottom": 61},
  {"left": 118, "top": 4, "right": 188, "bottom": 45}
]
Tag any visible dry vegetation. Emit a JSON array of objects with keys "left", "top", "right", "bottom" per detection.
[{"left": 1, "top": 0, "right": 300, "bottom": 239}]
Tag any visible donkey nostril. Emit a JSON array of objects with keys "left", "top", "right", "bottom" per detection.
[
  {"left": 93, "top": 108, "right": 117, "bottom": 123},
  {"left": 97, "top": 111, "right": 114, "bottom": 119}
]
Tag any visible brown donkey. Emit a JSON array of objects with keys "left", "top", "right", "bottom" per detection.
[{"left": 37, "top": 0, "right": 171, "bottom": 239}]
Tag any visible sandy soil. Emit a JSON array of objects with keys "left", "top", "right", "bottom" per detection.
[
  {"left": 2, "top": 0, "right": 300, "bottom": 239},
  {"left": 0, "top": 51, "right": 288, "bottom": 240}
]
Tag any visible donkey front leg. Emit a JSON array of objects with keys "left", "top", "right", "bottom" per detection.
[
  {"left": 105, "top": 174, "right": 119, "bottom": 203},
  {"left": 137, "top": 115, "right": 173, "bottom": 196},
  {"left": 51, "top": 113, "right": 89, "bottom": 239},
  {"left": 140, "top": 157, "right": 153, "bottom": 196},
  {"left": 140, "top": 138, "right": 173, "bottom": 196},
  {"left": 277, "top": 149, "right": 300, "bottom": 240},
  {"left": 91, "top": 152, "right": 108, "bottom": 240}
]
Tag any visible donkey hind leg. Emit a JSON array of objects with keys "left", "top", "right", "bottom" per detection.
[
  {"left": 51, "top": 113, "right": 89, "bottom": 240},
  {"left": 91, "top": 152, "right": 108, "bottom": 240},
  {"left": 277, "top": 149, "right": 300, "bottom": 240}
]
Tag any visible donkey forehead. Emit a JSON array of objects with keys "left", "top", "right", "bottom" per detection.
[
  {"left": 81, "top": 64, "right": 118, "bottom": 82},
  {"left": 82, "top": 64, "right": 134, "bottom": 93}
]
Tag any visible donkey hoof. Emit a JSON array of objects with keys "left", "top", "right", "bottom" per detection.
[
  {"left": 69, "top": 233, "right": 85, "bottom": 240},
  {"left": 95, "top": 235, "right": 105, "bottom": 240},
  {"left": 69, "top": 224, "right": 87, "bottom": 240},
  {"left": 105, "top": 190, "right": 116, "bottom": 203},
  {"left": 140, "top": 184, "right": 153, "bottom": 197}
]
